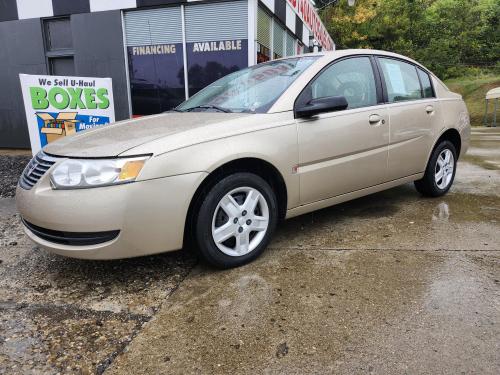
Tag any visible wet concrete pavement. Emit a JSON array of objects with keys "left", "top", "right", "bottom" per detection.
[{"left": 1, "top": 128, "right": 499, "bottom": 374}]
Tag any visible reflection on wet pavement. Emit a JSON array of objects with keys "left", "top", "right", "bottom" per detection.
[
  {"left": 432, "top": 201, "right": 450, "bottom": 222},
  {"left": 1, "top": 129, "right": 499, "bottom": 374}
]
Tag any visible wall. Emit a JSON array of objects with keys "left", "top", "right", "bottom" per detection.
[
  {"left": 0, "top": 11, "right": 129, "bottom": 149},
  {"left": 0, "top": 18, "right": 47, "bottom": 148},
  {"left": 71, "top": 10, "right": 130, "bottom": 121}
]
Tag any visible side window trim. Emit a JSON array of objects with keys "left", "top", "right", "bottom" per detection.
[
  {"left": 294, "top": 55, "right": 382, "bottom": 114},
  {"left": 415, "top": 65, "right": 425, "bottom": 99},
  {"left": 369, "top": 56, "right": 385, "bottom": 104},
  {"left": 375, "top": 55, "right": 437, "bottom": 103},
  {"left": 416, "top": 66, "right": 437, "bottom": 99},
  {"left": 373, "top": 56, "right": 388, "bottom": 103}
]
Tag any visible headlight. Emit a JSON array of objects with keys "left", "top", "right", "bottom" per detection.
[{"left": 50, "top": 156, "right": 150, "bottom": 189}]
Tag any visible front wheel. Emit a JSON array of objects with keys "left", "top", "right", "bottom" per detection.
[
  {"left": 195, "top": 172, "right": 278, "bottom": 268},
  {"left": 414, "top": 140, "right": 457, "bottom": 197}
]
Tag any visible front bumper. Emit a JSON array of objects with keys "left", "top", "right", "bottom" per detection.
[{"left": 16, "top": 172, "right": 207, "bottom": 259}]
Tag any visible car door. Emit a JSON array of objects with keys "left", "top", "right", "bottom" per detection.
[
  {"left": 296, "top": 56, "right": 389, "bottom": 205},
  {"left": 376, "top": 57, "right": 442, "bottom": 180}
]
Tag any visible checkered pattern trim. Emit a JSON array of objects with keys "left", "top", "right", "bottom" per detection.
[
  {"left": 2, "top": 0, "right": 185, "bottom": 21},
  {"left": 2, "top": 0, "right": 332, "bottom": 49}
]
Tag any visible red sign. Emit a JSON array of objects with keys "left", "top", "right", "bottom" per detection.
[{"left": 287, "top": 0, "right": 334, "bottom": 51}]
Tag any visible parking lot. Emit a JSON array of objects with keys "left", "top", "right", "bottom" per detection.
[{"left": 1, "top": 128, "right": 499, "bottom": 374}]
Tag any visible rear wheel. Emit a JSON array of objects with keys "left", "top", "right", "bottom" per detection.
[
  {"left": 414, "top": 140, "right": 457, "bottom": 197},
  {"left": 195, "top": 172, "right": 278, "bottom": 268}
]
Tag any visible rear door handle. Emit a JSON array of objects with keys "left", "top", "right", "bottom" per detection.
[
  {"left": 369, "top": 114, "right": 384, "bottom": 125},
  {"left": 426, "top": 105, "right": 435, "bottom": 114}
]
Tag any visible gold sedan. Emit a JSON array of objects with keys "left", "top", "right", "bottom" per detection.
[{"left": 16, "top": 50, "right": 470, "bottom": 268}]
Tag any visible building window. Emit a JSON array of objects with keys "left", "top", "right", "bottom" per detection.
[
  {"left": 49, "top": 57, "right": 75, "bottom": 76},
  {"left": 257, "top": 7, "right": 271, "bottom": 63},
  {"left": 43, "top": 17, "right": 75, "bottom": 76},
  {"left": 297, "top": 41, "right": 304, "bottom": 55},
  {"left": 272, "top": 21, "right": 285, "bottom": 59},
  {"left": 285, "top": 32, "right": 295, "bottom": 57},
  {"left": 257, "top": 44, "right": 271, "bottom": 63},
  {"left": 44, "top": 18, "right": 73, "bottom": 50},
  {"left": 124, "top": 7, "right": 185, "bottom": 116},
  {"left": 257, "top": 6, "right": 301, "bottom": 62},
  {"left": 124, "top": 1, "right": 249, "bottom": 116},
  {"left": 184, "top": 1, "right": 248, "bottom": 97}
]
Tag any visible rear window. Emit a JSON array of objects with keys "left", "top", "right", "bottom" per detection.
[
  {"left": 378, "top": 58, "right": 422, "bottom": 103},
  {"left": 417, "top": 68, "right": 435, "bottom": 98}
]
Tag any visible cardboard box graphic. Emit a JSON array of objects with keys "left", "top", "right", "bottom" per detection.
[{"left": 36, "top": 112, "right": 79, "bottom": 144}]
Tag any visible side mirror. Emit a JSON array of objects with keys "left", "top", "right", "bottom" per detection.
[{"left": 295, "top": 96, "right": 349, "bottom": 118}]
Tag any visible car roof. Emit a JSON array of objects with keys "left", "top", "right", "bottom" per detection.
[
  {"left": 304, "top": 49, "right": 423, "bottom": 66},
  {"left": 268, "top": 49, "right": 425, "bottom": 71}
]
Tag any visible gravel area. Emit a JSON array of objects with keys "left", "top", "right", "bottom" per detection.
[
  {"left": 0, "top": 199, "right": 197, "bottom": 374},
  {"left": 0, "top": 155, "right": 31, "bottom": 198},
  {"left": 0, "top": 153, "right": 198, "bottom": 374}
]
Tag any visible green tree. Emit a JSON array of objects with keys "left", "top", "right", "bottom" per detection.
[{"left": 321, "top": 0, "right": 500, "bottom": 78}]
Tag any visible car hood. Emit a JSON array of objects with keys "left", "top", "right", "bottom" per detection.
[{"left": 43, "top": 112, "right": 252, "bottom": 158}]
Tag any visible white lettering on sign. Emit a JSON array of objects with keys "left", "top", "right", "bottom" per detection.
[
  {"left": 192, "top": 40, "right": 243, "bottom": 53},
  {"left": 131, "top": 44, "right": 177, "bottom": 56}
]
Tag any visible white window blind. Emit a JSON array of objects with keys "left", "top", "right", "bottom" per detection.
[
  {"left": 124, "top": 7, "right": 182, "bottom": 46},
  {"left": 257, "top": 6, "right": 272, "bottom": 49}
]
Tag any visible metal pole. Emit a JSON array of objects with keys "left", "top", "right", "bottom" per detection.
[
  {"left": 494, "top": 98, "right": 498, "bottom": 127},
  {"left": 484, "top": 99, "right": 489, "bottom": 126},
  {"left": 121, "top": 11, "right": 133, "bottom": 119},
  {"left": 181, "top": 5, "right": 189, "bottom": 101}
]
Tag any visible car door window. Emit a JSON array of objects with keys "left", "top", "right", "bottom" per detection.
[
  {"left": 378, "top": 58, "right": 423, "bottom": 102},
  {"left": 310, "top": 57, "right": 378, "bottom": 109},
  {"left": 417, "top": 68, "right": 434, "bottom": 98}
]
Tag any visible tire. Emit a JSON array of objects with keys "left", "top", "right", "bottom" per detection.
[
  {"left": 194, "top": 172, "right": 278, "bottom": 268},
  {"left": 414, "top": 140, "right": 457, "bottom": 197}
]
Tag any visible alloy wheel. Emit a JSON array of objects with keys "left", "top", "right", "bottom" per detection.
[
  {"left": 435, "top": 149, "right": 454, "bottom": 189},
  {"left": 211, "top": 187, "right": 270, "bottom": 257}
]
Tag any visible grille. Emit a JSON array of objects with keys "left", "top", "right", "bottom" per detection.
[{"left": 19, "top": 152, "right": 59, "bottom": 190}]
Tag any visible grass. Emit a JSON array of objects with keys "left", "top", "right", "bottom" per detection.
[{"left": 445, "top": 73, "right": 500, "bottom": 126}]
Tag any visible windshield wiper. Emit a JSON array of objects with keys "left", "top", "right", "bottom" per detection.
[{"left": 185, "top": 105, "right": 232, "bottom": 113}]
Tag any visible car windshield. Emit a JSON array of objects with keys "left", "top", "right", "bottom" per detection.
[{"left": 176, "top": 56, "right": 319, "bottom": 113}]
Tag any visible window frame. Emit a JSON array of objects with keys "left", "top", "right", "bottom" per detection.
[
  {"left": 374, "top": 56, "right": 436, "bottom": 104},
  {"left": 294, "top": 55, "right": 384, "bottom": 117},
  {"left": 48, "top": 56, "right": 76, "bottom": 76},
  {"left": 42, "top": 16, "right": 75, "bottom": 76},
  {"left": 416, "top": 66, "right": 436, "bottom": 99}
]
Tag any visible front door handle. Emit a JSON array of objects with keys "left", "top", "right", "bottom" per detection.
[
  {"left": 369, "top": 114, "right": 384, "bottom": 125},
  {"left": 426, "top": 105, "right": 435, "bottom": 114}
]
